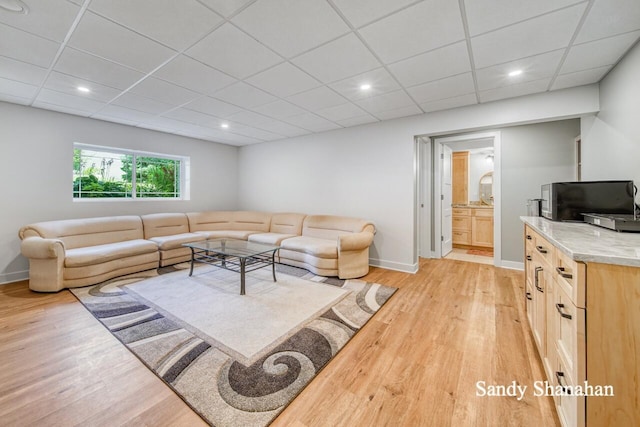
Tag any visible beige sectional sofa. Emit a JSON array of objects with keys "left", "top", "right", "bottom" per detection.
[{"left": 19, "top": 211, "right": 375, "bottom": 292}]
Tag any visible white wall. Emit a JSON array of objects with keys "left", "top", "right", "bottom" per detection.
[
  {"left": 581, "top": 41, "right": 640, "bottom": 190},
  {"left": 0, "top": 102, "right": 238, "bottom": 283},
  {"left": 238, "top": 85, "right": 599, "bottom": 272}
]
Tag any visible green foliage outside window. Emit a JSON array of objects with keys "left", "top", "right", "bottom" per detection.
[{"left": 73, "top": 147, "right": 181, "bottom": 199}]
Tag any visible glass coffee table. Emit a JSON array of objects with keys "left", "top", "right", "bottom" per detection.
[{"left": 182, "top": 239, "right": 280, "bottom": 295}]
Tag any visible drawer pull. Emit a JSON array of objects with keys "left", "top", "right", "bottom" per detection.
[
  {"left": 534, "top": 267, "right": 544, "bottom": 293},
  {"left": 526, "top": 235, "right": 532, "bottom": 240},
  {"left": 555, "top": 303, "right": 573, "bottom": 320},
  {"left": 526, "top": 255, "right": 532, "bottom": 261},
  {"left": 525, "top": 292, "right": 532, "bottom": 301},
  {"left": 555, "top": 371, "right": 570, "bottom": 394},
  {"left": 536, "top": 245, "right": 547, "bottom": 254},
  {"left": 555, "top": 266, "right": 573, "bottom": 279}
]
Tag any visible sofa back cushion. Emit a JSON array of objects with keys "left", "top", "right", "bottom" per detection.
[
  {"left": 141, "top": 213, "right": 190, "bottom": 239},
  {"left": 270, "top": 213, "right": 306, "bottom": 235},
  {"left": 19, "top": 216, "right": 144, "bottom": 249},
  {"left": 302, "top": 215, "right": 375, "bottom": 240},
  {"left": 187, "top": 211, "right": 271, "bottom": 233}
]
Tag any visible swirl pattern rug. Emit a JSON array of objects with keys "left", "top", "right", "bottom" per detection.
[{"left": 71, "top": 263, "right": 396, "bottom": 426}]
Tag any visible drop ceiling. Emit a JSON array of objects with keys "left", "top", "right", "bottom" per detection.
[{"left": 1, "top": 0, "right": 639, "bottom": 146}]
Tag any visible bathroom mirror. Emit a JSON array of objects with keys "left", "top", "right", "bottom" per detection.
[{"left": 479, "top": 172, "right": 493, "bottom": 205}]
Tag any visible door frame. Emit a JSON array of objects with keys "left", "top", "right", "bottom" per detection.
[{"left": 432, "top": 131, "right": 502, "bottom": 266}]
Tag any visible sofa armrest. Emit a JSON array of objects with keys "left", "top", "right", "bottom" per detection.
[
  {"left": 21, "top": 237, "right": 65, "bottom": 259},
  {"left": 338, "top": 231, "right": 374, "bottom": 252}
]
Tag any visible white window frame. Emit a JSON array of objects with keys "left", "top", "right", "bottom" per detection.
[{"left": 73, "top": 143, "right": 190, "bottom": 201}]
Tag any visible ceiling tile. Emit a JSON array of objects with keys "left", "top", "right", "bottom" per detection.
[
  {"left": 0, "top": 57, "right": 47, "bottom": 86},
  {"left": 54, "top": 48, "right": 145, "bottom": 90},
  {"left": 0, "top": 93, "right": 31, "bottom": 105},
  {"left": 186, "top": 23, "right": 282, "bottom": 79},
  {"left": 251, "top": 100, "right": 307, "bottom": 119},
  {"left": 112, "top": 92, "right": 174, "bottom": 115},
  {"left": 129, "top": 77, "right": 200, "bottom": 106},
  {"left": 0, "top": 0, "right": 80, "bottom": 42},
  {"left": 551, "top": 66, "right": 611, "bottom": 91},
  {"left": 388, "top": 41, "right": 471, "bottom": 87},
  {"left": 0, "top": 77, "right": 38, "bottom": 99},
  {"left": 231, "top": 0, "right": 350, "bottom": 58},
  {"left": 153, "top": 55, "right": 236, "bottom": 96},
  {"left": 335, "top": 114, "right": 379, "bottom": 127},
  {"left": 375, "top": 104, "right": 423, "bottom": 120},
  {"left": 35, "top": 88, "right": 107, "bottom": 114},
  {"left": 32, "top": 101, "right": 93, "bottom": 117},
  {"left": 283, "top": 113, "right": 342, "bottom": 132},
  {"left": 253, "top": 121, "right": 310, "bottom": 138},
  {"left": 43, "top": 71, "right": 121, "bottom": 102},
  {"left": 406, "top": 73, "right": 475, "bottom": 104},
  {"left": 183, "top": 96, "right": 244, "bottom": 117},
  {"left": 0, "top": 23, "right": 59, "bottom": 68},
  {"left": 197, "top": 0, "right": 255, "bottom": 18},
  {"left": 471, "top": 4, "right": 586, "bottom": 68},
  {"left": 212, "top": 81, "right": 277, "bottom": 108},
  {"left": 419, "top": 93, "right": 478, "bottom": 113},
  {"left": 475, "top": 50, "right": 565, "bottom": 91},
  {"left": 226, "top": 109, "right": 274, "bottom": 127},
  {"left": 68, "top": 11, "right": 176, "bottom": 73},
  {"left": 287, "top": 86, "right": 347, "bottom": 110},
  {"left": 92, "top": 114, "right": 141, "bottom": 127},
  {"left": 465, "top": 0, "right": 582, "bottom": 36},
  {"left": 478, "top": 78, "right": 551, "bottom": 103},
  {"left": 138, "top": 116, "right": 188, "bottom": 131},
  {"left": 317, "top": 102, "right": 368, "bottom": 122},
  {"left": 226, "top": 111, "right": 309, "bottom": 137},
  {"left": 561, "top": 31, "right": 640, "bottom": 74},
  {"left": 292, "top": 33, "right": 381, "bottom": 83},
  {"left": 576, "top": 0, "right": 640, "bottom": 44},
  {"left": 94, "top": 105, "right": 156, "bottom": 123},
  {"left": 355, "top": 89, "right": 416, "bottom": 114},
  {"left": 89, "top": 0, "right": 222, "bottom": 51},
  {"left": 358, "top": 0, "right": 465, "bottom": 63},
  {"left": 227, "top": 123, "right": 284, "bottom": 141},
  {"left": 162, "top": 108, "right": 224, "bottom": 127},
  {"left": 329, "top": 68, "right": 400, "bottom": 101},
  {"left": 212, "top": 132, "right": 262, "bottom": 146},
  {"left": 245, "top": 62, "right": 321, "bottom": 97},
  {"left": 332, "top": 0, "right": 417, "bottom": 28}
]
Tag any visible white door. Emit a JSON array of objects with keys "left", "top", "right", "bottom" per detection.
[{"left": 441, "top": 145, "right": 453, "bottom": 256}]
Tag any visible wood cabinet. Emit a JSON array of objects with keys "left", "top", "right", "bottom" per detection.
[
  {"left": 453, "top": 207, "right": 493, "bottom": 248},
  {"left": 452, "top": 151, "right": 468, "bottom": 205},
  {"left": 524, "top": 224, "right": 639, "bottom": 427}
]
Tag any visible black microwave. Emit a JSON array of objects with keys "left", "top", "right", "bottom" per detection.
[{"left": 541, "top": 181, "right": 635, "bottom": 221}]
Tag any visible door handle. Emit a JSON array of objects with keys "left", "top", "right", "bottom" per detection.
[
  {"left": 525, "top": 292, "right": 532, "bottom": 301},
  {"left": 534, "top": 267, "right": 544, "bottom": 292},
  {"left": 556, "top": 303, "right": 573, "bottom": 320},
  {"left": 526, "top": 255, "right": 532, "bottom": 261},
  {"left": 536, "top": 245, "right": 547, "bottom": 254},
  {"left": 556, "top": 266, "right": 573, "bottom": 279}
]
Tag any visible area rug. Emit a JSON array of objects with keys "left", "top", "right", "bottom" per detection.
[{"left": 70, "top": 263, "right": 396, "bottom": 426}]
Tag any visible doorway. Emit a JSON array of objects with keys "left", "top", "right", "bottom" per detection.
[{"left": 429, "top": 131, "right": 502, "bottom": 266}]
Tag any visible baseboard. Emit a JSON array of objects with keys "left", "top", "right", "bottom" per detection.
[
  {"left": 369, "top": 258, "right": 418, "bottom": 274},
  {"left": 0, "top": 270, "right": 29, "bottom": 285},
  {"left": 499, "top": 260, "right": 524, "bottom": 271}
]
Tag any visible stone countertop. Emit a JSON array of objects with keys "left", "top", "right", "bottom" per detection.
[{"left": 521, "top": 216, "right": 640, "bottom": 267}]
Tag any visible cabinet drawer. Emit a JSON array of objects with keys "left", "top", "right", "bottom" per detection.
[
  {"left": 554, "top": 249, "right": 586, "bottom": 308},
  {"left": 452, "top": 215, "right": 471, "bottom": 230},
  {"left": 452, "top": 208, "right": 470, "bottom": 216},
  {"left": 452, "top": 230, "right": 471, "bottom": 245},
  {"left": 532, "top": 231, "right": 555, "bottom": 266},
  {"left": 554, "top": 353, "right": 585, "bottom": 427},
  {"left": 472, "top": 208, "right": 493, "bottom": 217},
  {"left": 554, "top": 282, "right": 586, "bottom": 385}
]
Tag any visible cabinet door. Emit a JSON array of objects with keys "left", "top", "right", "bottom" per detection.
[
  {"left": 471, "top": 216, "right": 493, "bottom": 247},
  {"left": 532, "top": 262, "right": 548, "bottom": 355},
  {"left": 452, "top": 152, "right": 468, "bottom": 205}
]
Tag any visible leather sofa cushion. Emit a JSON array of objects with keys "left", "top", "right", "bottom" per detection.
[
  {"left": 302, "top": 215, "right": 374, "bottom": 240},
  {"left": 142, "top": 213, "right": 190, "bottom": 238},
  {"left": 65, "top": 239, "right": 158, "bottom": 267},
  {"left": 248, "top": 233, "right": 296, "bottom": 245},
  {"left": 194, "top": 230, "right": 258, "bottom": 240},
  {"left": 280, "top": 236, "right": 337, "bottom": 258},
  {"left": 269, "top": 213, "right": 306, "bottom": 235},
  {"left": 187, "top": 211, "right": 271, "bottom": 232},
  {"left": 148, "top": 232, "right": 204, "bottom": 250}
]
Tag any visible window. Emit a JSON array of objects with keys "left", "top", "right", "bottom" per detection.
[{"left": 73, "top": 144, "right": 189, "bottom": 200}]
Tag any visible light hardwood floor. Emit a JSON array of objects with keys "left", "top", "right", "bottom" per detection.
[{"left": 0, "top": 258, "right": 558, "bottom": 426}]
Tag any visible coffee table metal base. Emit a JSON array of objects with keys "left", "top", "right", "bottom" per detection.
[{"left": 186, "top": 247, "right": 277, "bottom": 295}]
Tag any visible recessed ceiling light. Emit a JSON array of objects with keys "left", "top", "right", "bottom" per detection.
[
  {"left": 221, "top": 123, "right": 229, "bottom": 129},
  {"left": 508, "top": 69, "right": 523, "bottom": 77},
  {"left": 77, "top": 86, "right": 90, "bottom": 93},
  {"left": 0, "top": 0, "right": 29, "bottom": 14},
  {"left": 360, "top": 83, "right": 372, "bottom": 91}
]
